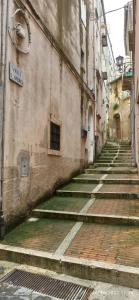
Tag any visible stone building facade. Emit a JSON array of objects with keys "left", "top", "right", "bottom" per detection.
[
  {"left": 109, "top": 77, "right": 131, "bottom": 141},
  {"left": 0, "top": 0, "right": 113, "bottom": 231}
]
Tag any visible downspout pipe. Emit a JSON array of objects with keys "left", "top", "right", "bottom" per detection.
[{"left": 0, "top": 0, "right": 9, "bottom": 239}]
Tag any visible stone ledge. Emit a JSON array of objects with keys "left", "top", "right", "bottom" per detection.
[{"left": 0, "top": 244, "right": 139, "bottom": 289}]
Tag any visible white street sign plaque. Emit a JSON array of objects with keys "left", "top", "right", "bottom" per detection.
[{"left": 9, "top": 62, "right": 24, "bottom": 86}]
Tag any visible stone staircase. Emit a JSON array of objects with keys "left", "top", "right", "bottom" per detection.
[{"left": 0, "top": 141, "right": 139, "bottom": 289}]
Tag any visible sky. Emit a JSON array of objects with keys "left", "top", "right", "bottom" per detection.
[{"left": 104, "top": 0, "right": 129, "bottom": 59}]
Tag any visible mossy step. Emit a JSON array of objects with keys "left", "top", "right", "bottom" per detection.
[
  {"left": 58, "top": 182, "right": 97, "bottom": 192},
  {"left": 1, "top": 218, "right": 75, "bottom": 253},
  {"left": 37, "top": 196, "right": 89, "bottom": 213}
]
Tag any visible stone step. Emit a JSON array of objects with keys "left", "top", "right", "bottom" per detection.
[
  {"left": 98, "top": 158, "right": 132, "bottom": 162},
  {"left": 103, "top": 147, "right": 119, "bottom": 150},
  {"left": 99, "top": 155, "right": 132, "bottom": 158},
  {"left": 96, "top": 160, "right": 133, "bottom": 163},
  {"left": 100, "top": 153, "right": 132, "bottom": 155},
  {"left": 95, "top": 157, "right": 114, "bottom": 162},
  {"left": 101, "top": 153, "right": 132, "bottom": 156},
  {"left": 87, "top": 198, "right": 139, "bottom": 218},
  {"left": 104, "top": 146, "right": 131, "bottom": 149},
  {"left": 77, "top": 173, "right": 139, "bottom": 179},
  {"left": 37, "top": 196, "right": 89, "bottom": 213},
  {"left": 102, "top": 150, "right": 131, "bottom": 153},
  {"left": 65, "top": 224, "right": 139, "bottom": 272},
  {"left": 99, "top": 152, "right": 132, "bottom": 157},
  {"left": 32, "top": 209, "right": 139, "bottom": 226},
  {"left": 56, "top": 190, "right": 91, "bottom": 198},
  {"left": 56, "top": 182, "right": 97, "bottom": 197},
  {"left": 116, "top": 156, "right": 133, "bottom": 158},
  {"left": 73, "top": 177, "right": 139, "bottom": 185},
  {"left": 93, "top": 163, "right": 135, "bottom": 167},
  {"left": 115, "top": 160, "right": 134, "bottom": 163},
  {"left": 0, "top": 244, "right": 139, "bottom": 289},
  {"left": 85, "top": 168, "right": 138, "bottom": 174},
  {"left": 95, "top": 161, "right": 115, "bottom": 164},
  {"left": 94, "top": 192, "right": 139, "bottom": 199},
  {"left": 92, "top": 184, "right": 139, "bottom": 197}
]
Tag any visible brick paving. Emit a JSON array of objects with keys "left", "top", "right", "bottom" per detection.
[
  {"left": 65, "top": 144, "right": 139, "bottom": 268},
  {"left": 66, "top": 223, "right": 139, "bottom": 267},
  {"left": 88, "top": 199, "right": 139, "bottom": 217},
  {"left": 99, "top": 184, "right": 139, "bottom": 193},
  {"left": 2, "top": 218, "right": 75, "bottom": 253},
  {"left": 110, "top": 167, "right": 137, "bottom": 172},
  {"left": 106, "top": 174, "right": 139, "bottom": 179}
]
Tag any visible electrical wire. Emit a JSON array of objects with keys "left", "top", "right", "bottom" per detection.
[
  {"left": 105, "top": 6, "right": 126, "bottom": 16},
  {"left": 90, "top": 5, "right": 126, "bottom": 22}
]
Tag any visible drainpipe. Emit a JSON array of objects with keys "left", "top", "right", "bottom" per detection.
[{"left": 0, "top": 0, "right": 9, "bottom": 238}]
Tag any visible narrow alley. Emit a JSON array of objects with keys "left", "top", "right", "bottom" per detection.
[{"left": 0, "top": 0, "right": 139, "bottom": 298}]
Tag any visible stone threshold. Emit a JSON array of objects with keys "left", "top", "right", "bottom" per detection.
[
  {"left": 32, "top": 209, "right": 139, "bottom": 226},
  {"left": 0, "top": 244, "right": 139, "bottom": 289}
]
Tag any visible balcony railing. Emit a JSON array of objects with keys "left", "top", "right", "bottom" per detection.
[{"left": 122, "top": 63, "right": 133, "bottom": 91}]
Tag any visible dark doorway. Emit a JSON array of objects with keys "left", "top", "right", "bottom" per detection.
[{"left": 114, "top": 113, "right": 121, "bottom": 140}]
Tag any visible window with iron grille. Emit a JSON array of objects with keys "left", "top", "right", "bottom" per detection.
[{"left": 50, "top": 122, "right": 60, "bottom": 151}]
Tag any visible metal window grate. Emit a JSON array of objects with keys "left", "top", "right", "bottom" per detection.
[{"left": 0, "top": 269, "right": 93, "bottom": 300}]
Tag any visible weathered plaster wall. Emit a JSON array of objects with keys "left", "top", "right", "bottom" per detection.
[
  {"left": 3, "top": 0, "right": 83, "bottom": 225},
  {"left": 109, "top": 79, "right": 131, "bottom": 141},
  {"left": 26, "top": 0, "right": 81, "bottom": 73}
]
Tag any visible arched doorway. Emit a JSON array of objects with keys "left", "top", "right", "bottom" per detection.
[
  {"left": 88, "top": 107, "right": 94, "bottom": 162},
  {"left": 113, "top": 113, "right": 121, "bottom": 140}
]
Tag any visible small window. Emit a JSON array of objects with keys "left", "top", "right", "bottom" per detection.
[
  {"left": 81, "top": 49, "right": 85, "bottom": 66},
  {"left": 50, "top": 122, "right": 60, "bottom": 151},
  {"left": 95, "top": 8, "right": 99, "bottom": 20}
]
